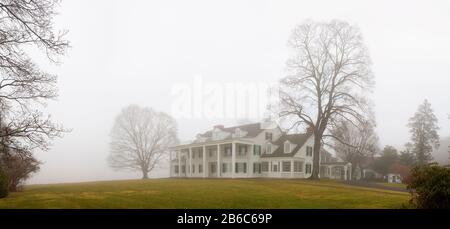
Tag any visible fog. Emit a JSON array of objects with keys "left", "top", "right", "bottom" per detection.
[{"left": 29, "top": 0, "right": 450, "bottom": 184}]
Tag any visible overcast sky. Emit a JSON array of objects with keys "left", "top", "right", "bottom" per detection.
[{"left": 29, "top": 0, "right": 450, "bottom": 184}]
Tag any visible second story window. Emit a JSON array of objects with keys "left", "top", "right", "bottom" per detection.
[
  {"left": 253, "top": 145, "right": 261, "bottom": 155},
  {"left": 238, "top": 145, "right": 247, "bottom": 155},
  {"left": 225, "top": 147, "right": 232, "bottom": 157},
  {"left": 265, "top": 132, "right": 273, "bottom": 141},
  {"left": 306, "top": 146, "right": 313, "bottom": 156}
]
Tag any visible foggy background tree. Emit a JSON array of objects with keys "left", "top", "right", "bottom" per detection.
[
  {"left": 407, "top": 100, "right": 440, "bottom": 166},
  {"left": 0, "top": 0, "right": 68, "bottom": 191},
  {"left": 398, "top": 143, "right": 416, "bottom": 167},
  {"left": 330, "top": 120, "right": 379, "bottom": 179},
  {"left": 108, "top": 105, "right": 178, "bottom": 179},
  {"left": 277, "top": 20, "right": 374, "bottom": 179},
  {"left": 373, "top": 145, "right": 399, "bottom": 176}
]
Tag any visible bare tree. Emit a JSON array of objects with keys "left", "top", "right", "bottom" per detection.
[
  {"left": 108, "top": 105, "right": 178, "bottom": 179},
  {"left": 330, "top": 120, "right": 379, "bottom": 178},
  {"left": 277, "top": 20, "right": 374, "bottom": 179},
  {"left": 0, "top": 0, "right": 69, "bottom": 152}
]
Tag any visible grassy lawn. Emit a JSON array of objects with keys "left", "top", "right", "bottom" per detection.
[
  {"left": 0, "top": 178, "right": 410, "bottom": 209},
  {"left": 376, "top": 182, "right": 408, "bottom": 189}
]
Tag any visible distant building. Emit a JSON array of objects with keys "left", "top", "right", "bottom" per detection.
[
  {"left": 319, "top": 150, "right": 352, "bottom": 180},
  {"left": 169, "top": 122, "right": 351, "bottom": 180},
  {"left": 387, "top": 173, "right": 402, "bottom": 183}
]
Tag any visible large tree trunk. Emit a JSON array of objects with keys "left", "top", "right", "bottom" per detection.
[
  {"left": 142, "top": 170, "right": 149, "bottom": 179},
  {"left": 310, "top": 133, "right": 322, "bottom": 180}
]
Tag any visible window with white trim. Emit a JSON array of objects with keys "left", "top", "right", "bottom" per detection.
[
  {"left": 305, "top": 163, "right": 312, "bottom": 174},
  {"left": 238, "top": 145, "right": 247, "bottom": 156},
  {"left": 261, "top": 162, "right": 269, "bottom": 172},
  {"left": 273, "top": 164, "right": 278, "bottom": 172},
  {"left": 265, "top": 132, "right": 273, "bottom": 141},
  {"left": 282, "top": 161, "right": 291, "bottom": 172},
  {"left": 253, "top": 163, "right": 261, "bottom": 174},
  {"left": 222, "top": 163, "right": 227, "bottom": 173},
  {"left": 210, "top": 163, "right": 216, "bottom": 173},
  {"left": 266, "top": 143, "right": 272, "bottom": 154},
  {"left": 253, "top": 145, "right": 261, "bottom": 155},
  {"left": 235, "top": 163, "right": 247, "bottom": 173},
  {"left": 306, "top": 146, "right": 313, "bottom": 156},
  {"left": 294, "top": 161, "right": 303, "bottom": 172},
  {"left": 284, "top": 142, "right": 291, "bottom": 153},
  {"left": 224, "top": 147, "right": 232, "bottom": 157}
]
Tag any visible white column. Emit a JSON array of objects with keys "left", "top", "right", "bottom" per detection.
[
  {"left": 290, "top": 160, "right": 294, "bottom": 178},
  {"left": 217, "top": 144, "right": 221, "bottom": 178},
  {"left": 178, "top": 150, "right": 181, "bottom": 177},
  {"left": 231, "top": 143, "right": 236, "bottom": 178},
  {"left": 344, "top": 166, "right": 347, "bottom": 181},
  {"left": 349, "top": 165, "right": 352, "bottom": 181},
  {"left": 249, "top": 144, "right": 254, "bottom": 177},
  {"left": 189, "top": 148, "right": 192, "bottom": 177},
  {"left": 278, "top": 161, "right": 281, "bottom": 176},
  {"left": 203, "top": 146, "right": 206, "bottom": 178}
]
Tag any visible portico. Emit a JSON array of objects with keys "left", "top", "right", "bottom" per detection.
[{"left": 170, "top": 139, "right": 255, "bottom": 179}]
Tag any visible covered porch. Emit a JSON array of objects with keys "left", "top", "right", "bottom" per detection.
[
  {"left": 320, "top": 162, "right": 352, "bottom": 180},
  {"left": 169, "top": 139, "right": 256, "bottom": 178}
]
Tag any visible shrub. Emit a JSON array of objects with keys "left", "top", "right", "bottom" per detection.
[
  {"left": 0, "top": 169, "right": 8, "bottom": 198},
  {"left": 406, "top": 165, "right": 450, "bottom": 209},
  {"left": 1, "top": 153, "right": 40, "bottom": 192}
]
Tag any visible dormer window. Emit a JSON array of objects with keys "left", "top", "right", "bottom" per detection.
[
  {"left": 265, "top": 143, "right": 272, "bottom": 154},
  {"left": 265, "top": 132, "right": 273, "bottom": 141},
  {"left": 235, "top": 128, "right": 241, "bottom": 138},
  {"left": 284, "top": 141, "right": 291, "bottom": 154}
]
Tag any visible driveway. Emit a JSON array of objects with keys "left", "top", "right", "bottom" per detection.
[{"left": 341, "top": 180, "right": 408, "bottom": 193}]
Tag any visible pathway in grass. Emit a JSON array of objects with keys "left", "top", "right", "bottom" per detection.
[
  {"left": 0, "top": 179, "right": 409, "bottom": 209},
  {"left": 342, "top": 181, "right": 408, "bottom": 193}
]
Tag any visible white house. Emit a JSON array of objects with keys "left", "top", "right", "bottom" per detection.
[{"left": 169, "top": 122, "right": 351, "bottom": 180}]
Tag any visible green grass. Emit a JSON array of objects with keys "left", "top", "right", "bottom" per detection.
[{"left": 0, "top": 178, "right": 410, "bottom": 209}]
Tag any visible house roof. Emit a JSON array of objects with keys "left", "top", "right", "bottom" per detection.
[
  {"left": 260, "top": 133, "right": 312, "bottom": 158},
  {"left": 198, "top": 122, "right": 265, "bottom": 139}
]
